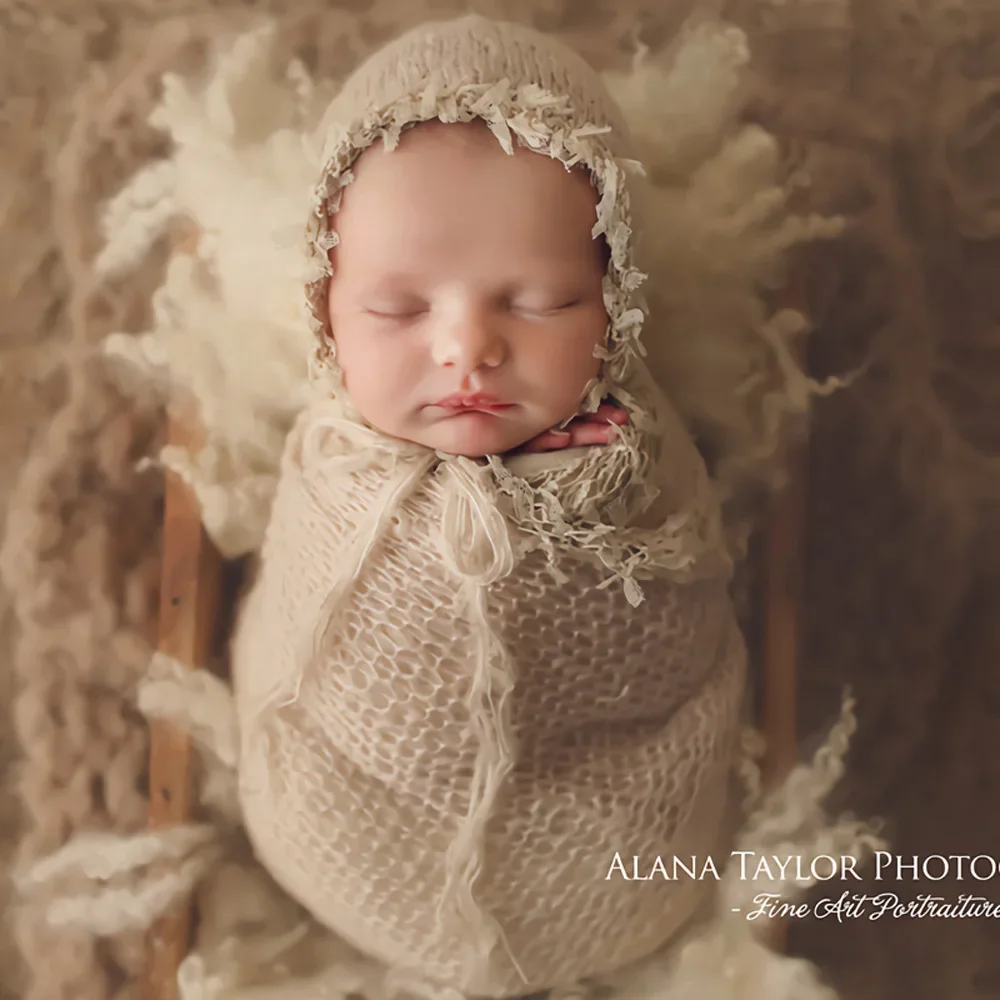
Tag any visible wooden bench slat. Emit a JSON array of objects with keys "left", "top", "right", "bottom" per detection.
[
  {"left": 145, "top": 412, "right": 224, "bottom": 1000},
  {"left": 757, "top": 259, "right": 812, "bottom": 953}
]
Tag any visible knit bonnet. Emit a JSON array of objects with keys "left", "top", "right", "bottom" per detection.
[
  {"left": 305, "top": 14, "right": 641, "bottom": 397},
  {"left": 298, "top": 14, "right": 722, "bottom": 597}
]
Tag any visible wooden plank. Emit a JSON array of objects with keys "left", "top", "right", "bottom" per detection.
[
  {"left": 761, "top": 255, "right": 811, "bottom": 787},
  {"left": 144, "top": 408, "right": 224, "bottom": 1000},
  {"left": 757, "top": 259, "right": 811, "bottom": 953},
  {"left": 760, "top": 390, "right": 806, "bottom": 784}
]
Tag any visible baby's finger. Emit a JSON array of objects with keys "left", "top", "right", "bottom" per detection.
[
  {"left": 518, "top": 430, "right": 572, "bottom": 454},
  {"left": 578, "top": 404, "right": 628, "bottom": 426},
  {"left": 567, "top": 423, "right": 618, "bottom": 448}
]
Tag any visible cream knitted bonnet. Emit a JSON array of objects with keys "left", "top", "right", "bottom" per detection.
[{"left": 306, "top": 13, "right": 637, "bottom": 390}]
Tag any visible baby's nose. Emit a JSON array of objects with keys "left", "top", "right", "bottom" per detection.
[{"left": 430, "top": 311, "right": 505, "bottom": 371}]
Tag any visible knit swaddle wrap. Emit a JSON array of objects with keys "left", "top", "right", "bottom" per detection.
[{"left": 233, "top": 15, "right": 748, "bottom": 998}]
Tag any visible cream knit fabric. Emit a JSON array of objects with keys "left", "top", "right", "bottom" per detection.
[{"left": 232, "top": 14, "right": 748, "bottom": 999}]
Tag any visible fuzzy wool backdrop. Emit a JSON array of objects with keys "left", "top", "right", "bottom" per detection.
[{"left": 1, "top": 1, "right": 999, "bottom": 999}]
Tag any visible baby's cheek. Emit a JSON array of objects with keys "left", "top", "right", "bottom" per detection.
[
  {"left": 544, "top": 326, "right": 604, "bottom": 390},
  {"left": 371, "top": 345, "right": 427, "bottom": 409},
  {"left": 331, "top": 335, "right": 388, "bottom": 418},
  {"left": 336, "top": 330, "right": 390, "bottom": 390}
]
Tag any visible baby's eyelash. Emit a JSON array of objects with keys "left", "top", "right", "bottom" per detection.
[
  {"left": 515, "top": 298, "right": 581, "bottom": 314},
  {"left": 366, "top": 308, "right": 427, "bottom": 321}
]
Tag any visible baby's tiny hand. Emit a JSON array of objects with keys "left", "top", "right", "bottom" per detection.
[{"left": 516, "top": 403, "right": 628, "bottom": 455}]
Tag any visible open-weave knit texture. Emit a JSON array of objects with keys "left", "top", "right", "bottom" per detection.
[
  {"left": 232, "top": 405, "right": 744, "bottom": 996},
  {"left": 3, "top": 1, "right": 1000, "bottom": 999}
]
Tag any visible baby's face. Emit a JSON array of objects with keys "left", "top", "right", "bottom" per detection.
[{"left": 327, "top": 119, "right": 608, "bottom": 457}]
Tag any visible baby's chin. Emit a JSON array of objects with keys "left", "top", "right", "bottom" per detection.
[{"left": 404, "top": 412, "right": 541, "bottom": 458}]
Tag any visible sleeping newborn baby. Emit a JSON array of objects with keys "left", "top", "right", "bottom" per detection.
[{"left": 232, "top": 15, "right": 747, "bottom": 999}]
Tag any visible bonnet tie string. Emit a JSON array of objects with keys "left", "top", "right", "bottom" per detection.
[
  {"left": 439, "top": 456, "right": 516, "bottom": 584},
  {"left": 436, "top": 457, "right": 527, "bottom": 986}
]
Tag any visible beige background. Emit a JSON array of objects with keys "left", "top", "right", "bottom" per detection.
[{"left": 1, "top": 0, "right": 999, "bottom": 997}]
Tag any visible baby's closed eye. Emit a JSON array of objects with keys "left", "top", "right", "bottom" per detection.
[
  {"left": 364, "top": 292, "right": 584, "bottom": 322},
  {"left": 505, "top": 294, "right": 582, "bottom": 315},
  {"left": 364, "top": 298, "right": 429, "bottom": 321}
]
